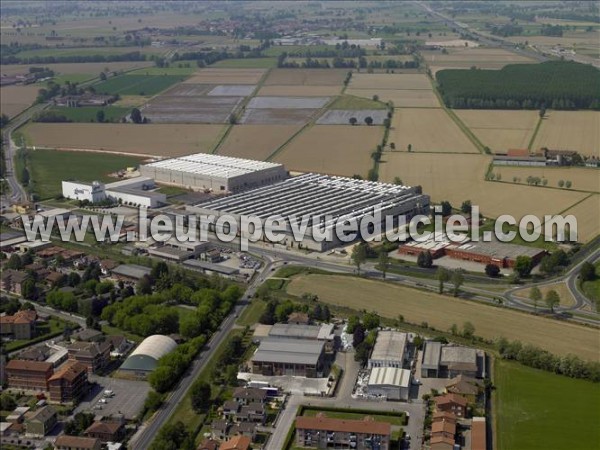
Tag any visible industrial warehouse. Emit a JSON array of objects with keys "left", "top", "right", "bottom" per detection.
[
  {"left": 62, "top": 177, "right": 166, "bottom": 208},
  {"left": 139, "top": 153, "right": 288, "bottom": 193},
  {"left": 190, "top": 173, "right": 430, "bottom": 251}
]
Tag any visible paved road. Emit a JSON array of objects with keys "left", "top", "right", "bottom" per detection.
[
  {"left": 2, "top": 103, "right": 47, "bottom": 204},
  {"left": 128, "top": 255, "right": 276, "bottom": 450}
]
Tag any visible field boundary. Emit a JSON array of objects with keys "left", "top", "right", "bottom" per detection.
[{"left": 428, "top": 75, "right": 487, "bottom": 153}]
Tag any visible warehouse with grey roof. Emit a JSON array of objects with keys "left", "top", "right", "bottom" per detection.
[
  {"left": 250, "top": 338, "right": 326, "bottom": 377},
  {"left": 140, "top": 153, "right": 287, "bottom": 193}
]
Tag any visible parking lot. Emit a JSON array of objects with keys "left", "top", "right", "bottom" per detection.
[
  {"left": 238, "top": 373, "right": 330, "bottom": 396},
  {"left": 75, "top": 375, "right": 150, "bottom": 420}
]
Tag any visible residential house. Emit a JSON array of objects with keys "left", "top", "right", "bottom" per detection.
[
  {"left": 45, "top": 271, "right": 65, "bottom": 287},
  {"left": 54, "top": 435, "right": 102, "bottom": 450},
  {"left": 238, "top": 402, "right": 266, "bottom": 424},
  {"left": 18, "top": 346, "right": 49, "bottom": 361},
  {"left": 210, "top": 419, "right": 230, "bottom": 440},
  {"left": 99, "top": 259, "right": 119, "bottom": 276},
  {"left": 5, "top": 360, "right": 53, "bottom": 391},
  {"left": 25, "top": 405, "right": 58, "bottom": 437},
  {"left": 0, "top": 309, "right": 37, "bottom": 339},
  {"left": 107, "top": 335, "right": 129, "bottom": 357},
  {"left": 197, "top": 438, "right": 219, "bottom": 450},
  {"left": 445, "top": 375, "right": 481, "bottom": 402},
  {"left": 232, "top": 387, "right": 267, "bottom": 405},
  {"left": 0, "top": 269, "right": 28, "bottom": 295},
  {"left": 434, "top": 393, "right": 468, "bottom": 418},
  {"left": 229, "top": 422, "right": 257, "bottom": 441},
  {"left": 295, "top": 414, "right": 391, "bottom": 450},
  {"left": 222, "top": 400, "right": 240, "bottom": 419},
  {"left": 48, "top": 361, "right": 88, "bottom": 404},
  {"left": 430, "top": 435, "right": 456, "bottom": 450},
  {"left": 220, "top": 435, "right": 251, "bottom": 450},
  {"left": 84, "top": 420, "right": 125, "bottom": 443},
  {"left": 431, "top": 416, "right": 456, "bottom": 440},
  {"left": 67, "top": 341, "right": 111, "bottom": 373},
  {"left": 71, "top": 328, "right": 104, "bottom": 342}
]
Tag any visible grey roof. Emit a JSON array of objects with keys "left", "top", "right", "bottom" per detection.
[
  {"left": 111, "top": 264, "right": 152, "bottom": 280},
  {"left": 27, "top": 405, "right": 56, "bottom": 423},
  {"left": 147, "top": 246, "right": 193, "bottom": 259},
  {"left": 268, "top": 323, "right": 322, "bottom": 340},
  {"left": 182, "top": 259, "right": 239, "bottom": 275},
  {"left": 452, "top": 240, "right": 545, "bottom": 260},
  {"left": 441, "top": 346, "right": 477, "bottom": 365},
  {"left": 251, "top": 338, "right": 325, "bottom": 365},
  {"left": 119, "top": 354, "right": 159, "bottom": 372},
  {"left": 370, "top": 331, "right": 407, "bottom": 363},
  {"left": 422, "top": 341, "right": 442, "bottom": 370}
]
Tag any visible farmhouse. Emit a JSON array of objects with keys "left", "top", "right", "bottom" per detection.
[
  {"left": 367, "top": 366, "right": 412, "bottom": 401},
  {"left": 140, "top": 153, "right": 287, "bottom": 193},
  {"left": 368, "top": 331, "right": 408, "bottom": 369},
  {"left": 295, "top": 414, "right": 391, "bottom": 450},
  {"left": 191, "top": 173, "right": 430, "bottom": 251},
  {"left": 250, "top": 338, "right": 326, "bottom": 377}
]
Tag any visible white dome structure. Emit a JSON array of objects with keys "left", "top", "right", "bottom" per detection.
[{"left": 119, "top": 334, "right": 177, "bottom": 375}]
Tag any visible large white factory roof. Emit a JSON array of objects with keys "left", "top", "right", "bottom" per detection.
[
  {"left": 368, "top": 367, "right": 411, "bottom": 388},
  {"left": 195, "top": 173, "right": 428, "bottom": 231},
  {"left": 143, "top": 153, "right": 283, "bottom": 179},
  {"left": 370, "top": 331, "right": 408, "bottom": 364}
]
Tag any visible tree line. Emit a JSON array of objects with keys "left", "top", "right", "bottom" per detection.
[
  {"left": 437, "top": 61, "right": 600, "bottom": 110},
  {"left": 1, "top": 50, "right": 147, "bottom": 65}
]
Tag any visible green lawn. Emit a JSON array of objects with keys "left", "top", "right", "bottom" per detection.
[
  {"left": 581, "top": 262, "right": 600, "bottom": 304},
  {"left": 156, "top": 185, "right": 190, "bottom": 197},
  {"left": 101, "top": 324, "right": 144, "bottom": 344},
  {"left": 45, "top": 106, "right": 130, "bottom": 123},
  {"left": 94, "top": 74, "right": 186, "bottom": 96},
  {"left": 236, "top": 298, "right": 266, "bottom": 327},
  {"left": 210, "top": 58, "right": 278, "bottom": 68},
  {"left": 329, "top": 94, "right": 387, "bottom": 110},
  {"left": 27, "top": 148, "right": 144, "bottom": 199},
  {"left": 495, "top": 359, "right": 600, "bottom": 450}
]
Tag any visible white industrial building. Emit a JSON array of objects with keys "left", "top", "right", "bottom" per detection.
[
  {"left": 368, "top": 331, "right": 408, "bottom": 369},
  {"left": 367, "top": 367, "right": 412, "bottom": 401},
  {"left": 62, "top": 177, "right": 166, "bottom": 208},
  {"left": 139, "top": 153, "right": 288, "bottom": 193},
  {"left": 189, "top": 173, "right": 430, "bottom": 251}
]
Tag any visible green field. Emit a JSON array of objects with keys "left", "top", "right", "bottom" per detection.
[
  {"left": 581, "top": 261, "right": 600, "bottom": 304},
  {"left": 48, "top": 73, "right": 96, "bottom": 85},
  {"left": 329, "top": 94, "right": 388, "bottom": 110},
  {"left": 94, "top": 74, "right": 187, "bottom": 96},
  {"left": 495, "top": 359, "right": 600, "bottom": 450},
  {"left": 262, "top": 45, "right": 332, "bottom": 57},
  {"left": 45, "top": 106, "right": 130, "bottom": 123},
  {"left": 128, "top": 65, "right": 199, "bottom": 76},
  {"left": 28, "top": 149, "right": 144, "bottom": 199},
  {"left": 210, "top": 58, "right": 278, "bottom": 68},
  {"left": 302, "top": 407, "right": 405, "bottom": 426},
  {"left": 17, "top": 46, "right": 158, "bottom": 59}
]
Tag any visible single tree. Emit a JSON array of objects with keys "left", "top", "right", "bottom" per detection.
[
  {"left": 390, "top": 142, "right": 396, "bottom": 150},
  {"left": 130, "top": 107, "right": 142, "bottom": 124},
  {"left": 529, "top": 286, "right": 542, "bottom": 313},
  {"left": 6, "top": 253, "right": 23, "bottom": 270},
  {"left": 378, "top": 249, "right": 390, "bottom": 279},
  {"left": 437, "top": 267, "right": 450, "bottom": 294},
  {"left": 351, "top": 242, "right": 368, "bottom": 274},
  {"left": 352, "top": 323, "right": 365, "bottom": 347},
  {"left": 190, "top": 380, "right": 211, "bottom": 413},
  {"left": 514, "top": 255, "right": 533, "bottom": 277},
  {"left": 565, "top": 180, "right": 572, "bottom": 188},
  {"left": 417, "top": 251, "right": 433, "bottom": 268},
  {"left": 545, "top": 289, "right": 560, "bottom": 313},
  {"left": 349, "top": 117, "right": 358, "bottom": 126},
  {"left": 96, "top": 109, "right": 105, "bottom": 123},
  {"left": 462, "top": 321, "right": 475, "bottom": 338},
  {"left": 485, "top": 263, "right": 500, "bottom": 278},
  {"left": 364, "top": 116, "right": 373, "bottom": 126},
  {"left": 451, "top": 269, "right": 464, "bottom": 297},
  {"left": 460, "top": 200, "right": 472, "bottom": 215},
  {"left": 539, "top": 105, "right": 546, "bottom": 118},
  {"left": 372, "top": 95, "right": 379, "bottom": 102},
  {"left": 558, "top": 179, "right": 565, "bottom": 188},
  {"left": 580, "top": 261, "right": 596, "bottom": 282},
  {"left": 407, "top": 143, "right": 412, "bottom": 152},
  {"left": 393, "top": 176, "right": 403, "bottom": 185},
  {"left": 99, "top": 71, "right": 107, "bottom": 81}
]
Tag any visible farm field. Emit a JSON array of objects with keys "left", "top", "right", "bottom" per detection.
[
  {"left": 28, "top": 149, "right": 144, "bottom": 199},
  {"left": 562, "top": 194, "right": 600, "bottom": 243},
  {"left": 0, "top": 61, "right": 154, "bottom": 76},
  {"left": 349, "top": 73, "right": 432, "bottom": 90},
  {"left": 0, "top": 84, "right": 39, "bottom": 118},
  {"left": 329, "top": 95, "right": 387, "bottom": 110},
  {"left": 258, "top": 85, "right": 341, "bottom": 96},
  {"left": 345, "top": 88, "right": 440, "bottom": 107},
  {"left": 316, "top": 110, "right": 388, "bottom": 125},
  {"left": 143, "top": 95, "right": 242, "bottom": 123},
  {"left": 209, "top": 58, "right": 278, "bottom": 68},
  {"left": 273, "top": 125, "right": 383, "bottom": 177},
  {"left": 216, "top": 124, "right": 302, "bottom": 160},
  {"left": 247, "top": 97, "right": 330, "bottom": 109},
  {"left": 183, "top": 68, "right": 266, "bottom": 84},
  {"left": 422, "top": 47, "right": 536, "bottom": 73},
  {"left": 456, "top": 110, "right": 539, "bottom": 153},
  {"left": 94, "top": 74, "right": 187, "bottom": 96},
  {"left": 44, "top": 106, "right": 130, "bottom": 123},
  {"left": 532, "top": 111, "right": 600, "bottom": 157},
  {"left": 494, "top": 359, "right": 600, "bottom": 450},
  {"left": 379, "top": 153, "right": 589, "bottom": 230},
  {"left": 240, "top": 108, "right": 320, "bottom": 125},
  {"left": 128, "top": 65, "right": 200, "bottom": 76},
  {"left": 22, "top": 123, "right": 225, "bottom": 157},
  {"left": 515, "top": 282, "right": 576, "bottom": 308},
  {"left": 389, "top": 108, "right": 479, "bottom": 153},
  {"left": 264, "top": 68, "right": 347, "bottom": 86},
  {"left": 492, "top": 166, "right": 600, "bottom": 193},
  {"left": 15, "top": 46, "right": 163, "bottom": 59},
  {"left": 286, "top": 274, "right": 600, "bottom": 360}
]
